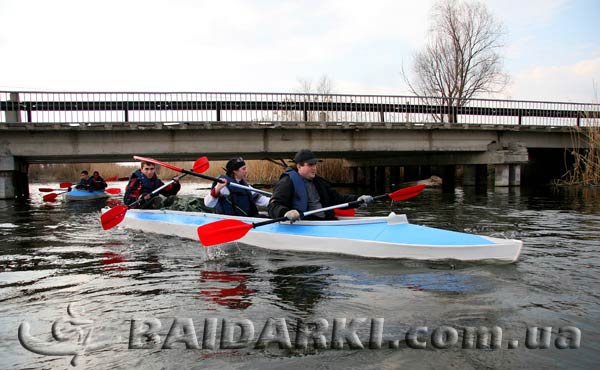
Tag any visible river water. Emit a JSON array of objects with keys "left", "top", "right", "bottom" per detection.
[{"left": 0, "top": 183, "right": 599, "bottom": 369}]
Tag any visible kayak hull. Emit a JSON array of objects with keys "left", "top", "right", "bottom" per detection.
[
  {"left": 65, "top": 189, "right": 109, "bottom": 201},
  {"left": 110, "top": 209, "right": 522, "bottom": 262}
]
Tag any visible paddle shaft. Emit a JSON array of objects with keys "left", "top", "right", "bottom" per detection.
[
  {"left": 175, "top": 168, "right": 272, "bottom": 197},
  {"left": 133, "top": 155, "right": 270, "bottom": 196},
  {"left": 249, "top": 194, "right": 387, "bottom": 229}
]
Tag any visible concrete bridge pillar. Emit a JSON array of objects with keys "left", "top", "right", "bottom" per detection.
[
  {"left": 510, "top": 164, "right": 521, "bottom": 186},
  {"left": 494, "top": 164, "right": 510, "bottom": 187},
  {"left": 0, "top": 156, "right": 29, "bottom": 199},
  {"left": 463, "top": 165, "right": 477, "bottom": 186}
]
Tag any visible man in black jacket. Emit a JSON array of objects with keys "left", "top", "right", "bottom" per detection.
[{"left": 268, "top": 149, "right": 373, "bottom": 221}]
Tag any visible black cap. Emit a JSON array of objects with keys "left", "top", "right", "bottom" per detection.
[
  {"left": 292, "top": 149, "right": 322, "bottom": 165},
  {"left": 225, "top": 157, "right": 246, "bottom": 174}
]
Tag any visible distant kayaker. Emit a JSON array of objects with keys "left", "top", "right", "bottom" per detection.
[
  {"left": 89, "top": 171, "right": 108, "bottom": 191},
  {"left": 123, "top": 161, "right": 181, "bottom": 209},
  {"left": 268, "top": 149, "right": 373, "bottom": 222},
  {"left": 74, "top": 170, "right": 90, "bottom": 190},
  {"left": 204, "top": 157, "right": 269, "bottom": 217}
]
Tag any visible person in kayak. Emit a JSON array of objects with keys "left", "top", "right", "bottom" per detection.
[
  {"left": 123, "top": 161, "right": 181, "bottom": 209},
  {"left": 204, "top": 157, "right": 269, "bottom": 216},
  {"left": 88, "top": 171, "right": 108, "bottom": 191},
  {"left": 74, "top": 170, "right": 91, "bottom": 190},
  {"left": 268, "top": 149, "right": 373, "bottom": 222}
]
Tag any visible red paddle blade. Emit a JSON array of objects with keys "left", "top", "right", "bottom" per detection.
[
  {"left": 105, "top": 188, "right": 122, "bottom": 194},
  {"left": 192, "top": 156, "right": 210, "bottom": 173},
  {"left": 118, "top": 177, "right": 130, "bottom": 181},
  {"left": 43, "top": 193, "right": 59, "bottom": 202},
  {"left": 334, "top": 208, "right": 356, "bottom": 217},
  {"left": 38, "top": 188, "right": 56, "bottom": 192},
  {"left": 60, "top": 182, "right": 73, "bottom": 188},
  {"left": 388, "top": 184, "right": 426, "bottom": 201},
  {"left": 105, "top": 176, "right": 117, "bottom": 182},
  {"left": 100, "top": 205, "right": 129, "bottom": 230},
  {"left": 197, "top": 219, "right": 253, "bottom": 247}
]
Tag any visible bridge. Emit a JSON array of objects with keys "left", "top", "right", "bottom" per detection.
[{"left": 1, "top": 91, "right": 599, "bottom": 198}]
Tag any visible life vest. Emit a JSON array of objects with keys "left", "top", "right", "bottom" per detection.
[
  {"left": 214, "top": 175, "right": 258, "bottom": 216},
  {"left": 285, "top": 169, "right": 309, "bottom": 212},
  {"left": 123, "top": 170, "right": 162, "bottom": 205}
]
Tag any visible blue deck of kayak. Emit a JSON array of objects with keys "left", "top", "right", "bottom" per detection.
[
  {"left": 129, "top": 211, "right": 494, "bottom": 246},
  {"left": 66, "top": 190, "right": 108, "bottom": 198}
]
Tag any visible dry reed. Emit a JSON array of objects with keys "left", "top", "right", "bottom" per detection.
[
  {"left": 556, "top": 110, "right": 600, "bottom": 186},
  {"left": 29, "top": 159, "right": 353, "bottom": 185}
]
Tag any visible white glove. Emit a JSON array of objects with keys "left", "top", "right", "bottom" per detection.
[
  {"left": 357, "top": 195, "right": 374, "bottom": 204},
  {"left": 284, "top": 210, "right": 301, "bottom": 222}
]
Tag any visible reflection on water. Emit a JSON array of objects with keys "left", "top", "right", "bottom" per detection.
[
  {"left": 270, "top": 265, "right": 331, "bottom": 314},
  {"left": 200, "top": 262, "right": 256, "bottom": 309},
  {"left": 0, "top": 184, "right": 599, "bottom": 368}
]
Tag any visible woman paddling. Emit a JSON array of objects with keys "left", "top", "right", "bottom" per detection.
[{"left": 203, "top": 157, "right": 269, "bottom": 217}]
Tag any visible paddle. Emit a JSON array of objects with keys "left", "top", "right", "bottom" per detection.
[
  {"left": 39, "top": 187, "right": 121, "bottom": 193},
  {"left": 39, "top": 188, "right": 64, "bottom": 192},
  {"left": 197, "top": 184, "right": 426, "bottom": 246},
  {"left": 100, "top": 156, "right": 210, "bottom": 230},
  {"left": 42, "top": 187, "right": 122, "bottom": 202},
  {"left": 133, "top": 155, "right": 272, "bottom": 197},
  {"left": 105, "top": 176, "right": 130, "bottom": 182},
  {"left": 42, "top": 192, "right": 64, "bottom": 202}
]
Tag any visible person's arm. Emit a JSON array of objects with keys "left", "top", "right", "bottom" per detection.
[
  {"left": 158, "top": 177, "right": 181, "bottom": 197},
  {"left": 203, "top": 178, "right": 230, "bottom": 208},
  {"left": 267, "top": 175, "right": 294, "bottom": 218},
  {"left": 254, "top": 194, "right": 270, "bottom": 208}
]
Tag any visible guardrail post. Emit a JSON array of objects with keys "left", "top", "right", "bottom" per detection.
[{"left": 5, "top": 92, "right": 22, "bottom": 123}]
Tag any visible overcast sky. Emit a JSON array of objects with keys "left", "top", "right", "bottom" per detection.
[{"left": 1, "top": 0, "right": 598, "bottom": 103}]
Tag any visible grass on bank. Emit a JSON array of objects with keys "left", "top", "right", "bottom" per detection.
[{"left": 29, "top": 159, "right": 353, "bottom": 185}]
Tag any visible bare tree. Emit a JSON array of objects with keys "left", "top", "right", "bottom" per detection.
[
  {"left": 404, "top": 0, "right": 509, "bottom": 123},
  {"left": 291, "top": 75, "right": 335, "bottom": 121},
  {"left": 295, "top": 75, "right": 334, "bottom": 94}
]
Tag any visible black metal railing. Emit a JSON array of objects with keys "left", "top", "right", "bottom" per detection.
[{"left": 1, "top": 91, "right": 599, "bottom": 127}]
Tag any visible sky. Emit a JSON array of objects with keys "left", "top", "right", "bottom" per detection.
[{"left": 0, "top": 0, "right": 599, "bottom": 103}]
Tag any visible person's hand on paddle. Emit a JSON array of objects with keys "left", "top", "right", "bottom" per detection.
[
  {"left": 172, "top": 176, "right": 181, "bottom": 183},
  {"left": 357, "top": 195, "right": 374, "bottom": 204},
  {"left": 210, "top": 178, "right": 230, "bottom": 197},
  {"left": 284, "top": 210, "right": 301, "bottom": 223}
]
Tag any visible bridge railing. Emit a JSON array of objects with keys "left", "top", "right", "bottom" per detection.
[{"left": 1, "top": 91, "right": 599, "bottom": 127}]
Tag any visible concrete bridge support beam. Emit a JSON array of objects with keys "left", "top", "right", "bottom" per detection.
[{"left": 0, "top": 156, "right": 29, "bottom": 199}]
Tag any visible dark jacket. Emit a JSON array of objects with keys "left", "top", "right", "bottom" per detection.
[
  {"left": 267, "top": 169, "right": 358, "bottom": 220},
  {"left": 123, "top": 169, "right": 180, "bottom": 207},
  {"left": 75, "top": 178, "right": 90, "bottom": 190},
  {"left": 89, "top": 176, "right": 107, "bottom": 191}
]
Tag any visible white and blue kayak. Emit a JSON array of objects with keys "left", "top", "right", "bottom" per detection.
[
  {"left": 112, "top": 209, "right": 522, "bottom": 262},
  {"left": 65, "top": 189, "right": 109, "bottom": 201}
]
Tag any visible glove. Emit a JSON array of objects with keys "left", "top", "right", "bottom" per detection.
[
  {"left": 284, "top": 210, "right": 301, "bottom": 222},
  {"left": 357, "top": 195, "right": 374, "bottom": 204}
]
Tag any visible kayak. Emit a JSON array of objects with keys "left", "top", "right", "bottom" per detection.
[
  {"left": 65, "top": 189, "right": 109, "bottom": 201},
  {"left": 109, "top": 209, "right": 523, "bottom": 262}
]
